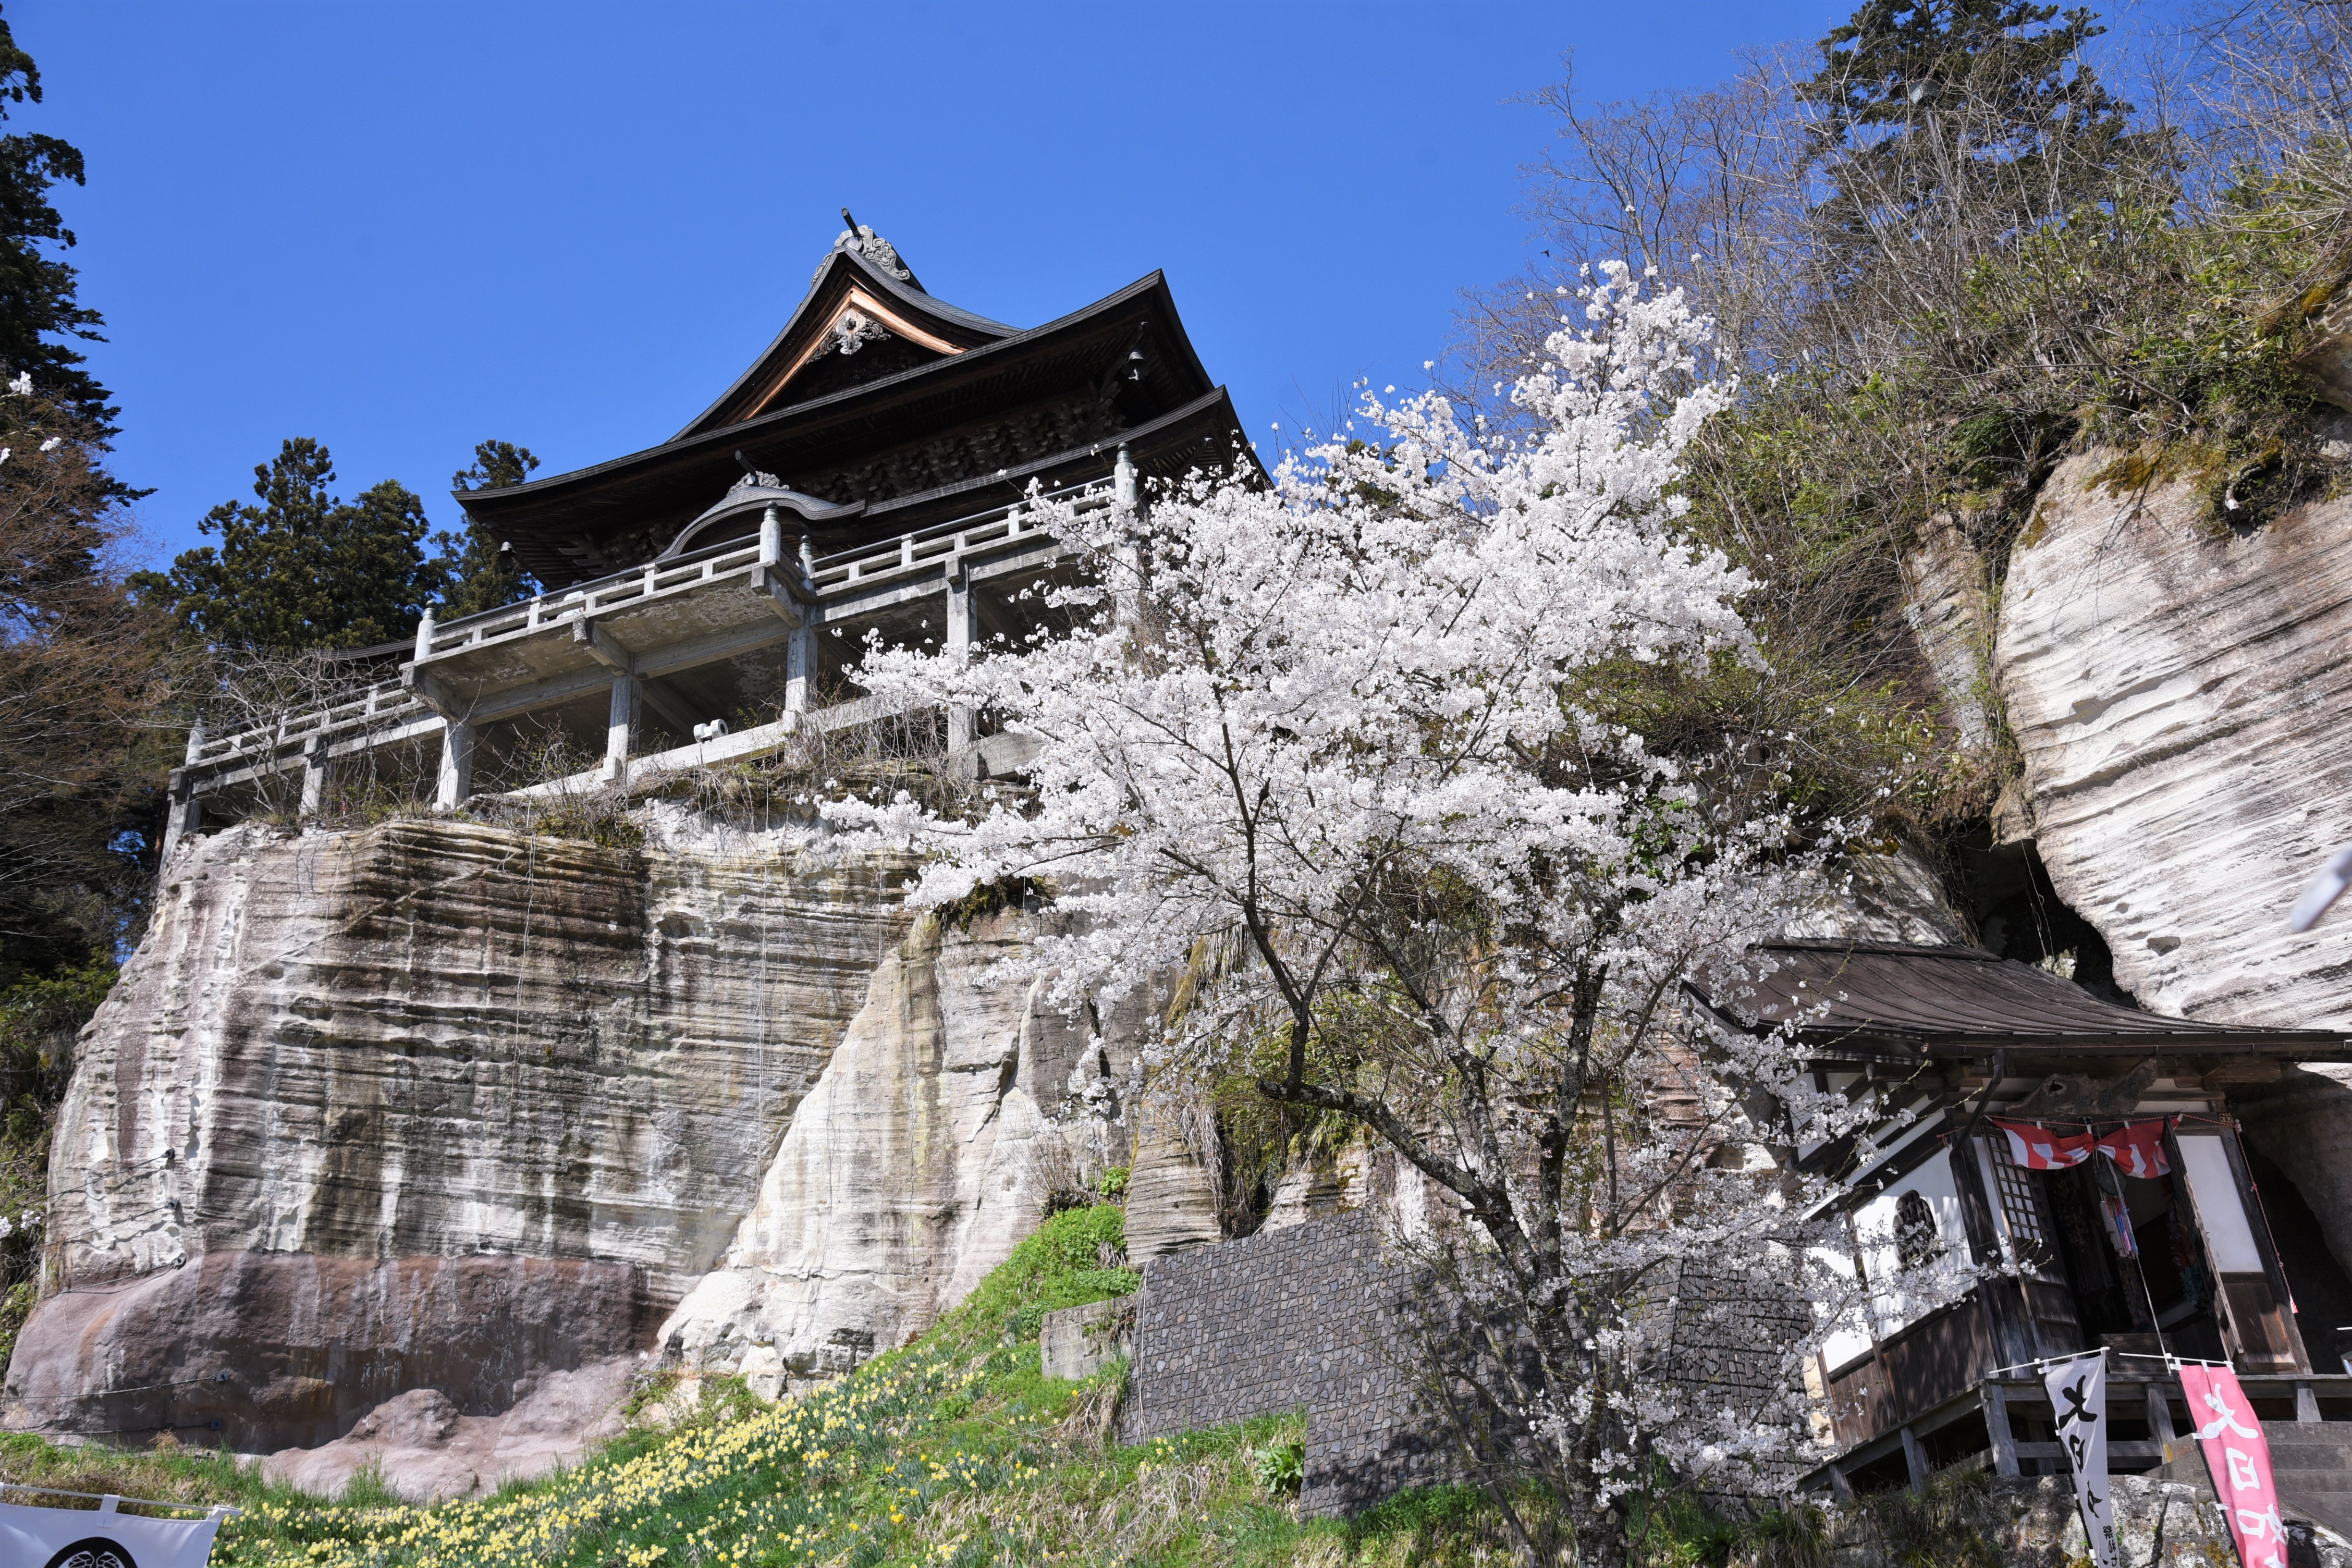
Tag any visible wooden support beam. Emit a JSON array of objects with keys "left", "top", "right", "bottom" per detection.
[
  {"left": 399, "top": 662, "right": 464, "bottom": 722},
  {"left": 1983, "top": 1383, "right": 2020, "bottom": 1477},
  {"left": 633, "top": 615, "right": 798, "bottom": 683},
  {"left": 1899, "top": 1425, "right": 1929, "bottom": 1494},
  {"left": 300, "top": 738, "right": 326, "bottom": 816},
  {"left": 2296, "top": 1380, "right": 2322, "bottom": 1423},
  {"left": 784, "top": 622, "right": 814, "bottom": 727},
  {"left": 2146, "top": 1381, "right": 2178, "bottom": 1456},
  {"left": 751, "top": 564, "right": 804, "bottom": 627},
  {"left": 603, "top": 675, "right": 639, "bottom": 783},
  {"left": 158, "top": 783, "right": 202, "bottom": 865},
  {"left": 636, "top": 676, "right": 702, "bottom": 742},
  {"left": 464, "top": 666, "right": 612, "bottom": 727},
  {"left": 436, "top": 719, "right": 474, "bottom": 810},
  {"left": 946, "top": 567, "right": 977, "bottom": 751},
  {"left": 575, "top": 617, "right": 630, "bottom": 672}
]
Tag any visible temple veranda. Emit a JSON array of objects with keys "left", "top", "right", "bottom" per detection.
[{"left": 162, "top": 456, "right": 1137, "bottom": 857}]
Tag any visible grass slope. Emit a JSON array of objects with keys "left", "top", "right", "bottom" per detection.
[{"left": 0, "top": 1205, "right": 1515, "bottom": 1567}]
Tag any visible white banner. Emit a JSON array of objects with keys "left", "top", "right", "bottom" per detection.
[
  {"left": 0, "top": 1498, "right": 223, "bottom": 1568},
  {"left": 2041, "top": 1350, "right": 2120, "bottom": 1568}
]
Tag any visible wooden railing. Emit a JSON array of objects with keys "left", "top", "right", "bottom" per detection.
[
  {"left": 186, "top": 684, "right": 428, "bottom": 770},
  {"left": 178, "top": 476, "right": 1111, "bottom": 786}
]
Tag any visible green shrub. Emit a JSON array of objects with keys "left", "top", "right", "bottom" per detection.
[{"left": 1251, "top": 1438, "right": 1304, "bottom": 1496}]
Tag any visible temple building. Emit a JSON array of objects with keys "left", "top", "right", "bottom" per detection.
[
  {"left": 1691, "top": 940, "right": 2352, "bottom": 1527},
  {"left": 164, "top": 221, "right": 1248, "bottom": 847}
]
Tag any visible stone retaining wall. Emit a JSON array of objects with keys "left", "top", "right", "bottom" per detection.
[{"left": 1121, "top": 1212, "right": 1452, "bottom": 1516}]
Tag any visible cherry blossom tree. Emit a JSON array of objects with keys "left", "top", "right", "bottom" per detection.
[{"left": 831, "top": 265, "right": 1939, "bottom": 1564}]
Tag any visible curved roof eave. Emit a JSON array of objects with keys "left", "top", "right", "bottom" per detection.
[
  {"left": 851, "top": 385, "right": 1259, "bottom": 530},
  {"left": 454, "top": 271, "right": 1197, "bottom": 525},
  {"left": 672, "top": 248, "right": 1023, "bottom": 442}
]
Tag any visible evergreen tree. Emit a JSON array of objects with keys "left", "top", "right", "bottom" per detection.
[
  {"left": 0, "top": 10, "right": 111, "bottom": 431},
  {"left": 1799, "top": 2, "right": 2137, "bottom": 270},
  {"left": 131, "top": 439, "right": 439, "bottom": 650},
  {"left": 436, "top": 439, "right": 538, "bottom": 617}
]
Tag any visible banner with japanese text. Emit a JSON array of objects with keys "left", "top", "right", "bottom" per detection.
[
  {"left": 2039, "top": 1350, "right": 2119, "bottom": 1568},
  {"left": 2178, "top": 1362, "right": 2288, "bottom": 1568}
]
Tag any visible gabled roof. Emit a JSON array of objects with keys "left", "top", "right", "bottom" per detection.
[
  {"left": 458, "top": 256, "right": 1231, "bottom": 589},
  {"left": 675, "top": 239, "right": 1019, "bottom": 438},
  {"left": 1689, "top": 940, "right": 2348, "bottom": 1057}
]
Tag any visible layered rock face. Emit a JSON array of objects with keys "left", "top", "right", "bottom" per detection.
[
  {"left": 1955, "top": 453, "right": 2352, "bottom": 1275},
  {"left": 655, "top": 909, "right": 1138, "bottom": 1375},
  {"left": 4, "top": 811, "right": 1158, "bottom": 1458},
  {"left": 1994, "top": 452, "right": 2352, "bottom": 1025}
]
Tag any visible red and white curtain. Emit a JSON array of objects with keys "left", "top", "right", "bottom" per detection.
[{"left": 1990, "top": 1117, "right": 2172, "bottom": 1176}]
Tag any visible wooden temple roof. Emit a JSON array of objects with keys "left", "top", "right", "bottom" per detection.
[
  {"left": 1690, "top": 939, "right": 2349, "bottom": 1058},
  {"left": 457, "top": 234, "right": 1247, "bottom": 589}
]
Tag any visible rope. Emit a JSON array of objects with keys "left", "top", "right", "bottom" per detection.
[{"left": 0, "top": 1480, "right": 238, "bottom": 1517}]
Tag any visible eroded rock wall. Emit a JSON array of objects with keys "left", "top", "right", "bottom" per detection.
[
  {"left": 3, "top": 812, "right": 1159, "bottom": 1452},
  {"left": 1954, "top": 451, "right": 2352, "bottom": 1277},
  {"left": 1994, "top": 451, "right": 2352, "bottom": 1025},
  {"left": 654, "top": 909, "right": 1138, "bottom": 1375}
]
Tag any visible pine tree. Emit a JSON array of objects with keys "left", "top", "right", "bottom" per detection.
[
  {"left": 0, "top": 11, "right": 111, "bottom": 432},
  {"left": 1799, "top": 2, "right": 2138, "bottom": 272},
  {"left": 436, "top": 439, "right": 540, "bottom": 617},
  {"left": 131, "top": 439, "right": 440, "bottom": 650}
]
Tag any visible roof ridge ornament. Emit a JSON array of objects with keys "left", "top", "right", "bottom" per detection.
[
  {"left": 828, "top": 307, "right": 889, "bottom": 357},
  {"left": 823, "top": 206, "right": 913, "bottom": 284},
  {"left": 729, "top": 450, "right": 781, "bottom": 493}
]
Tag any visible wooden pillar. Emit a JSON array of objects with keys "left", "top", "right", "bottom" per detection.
[
  {"left": 783, "top": 622, "right": 815, "bottom": 730},
  {"left": 759, "top": 504, "right": 782, "bottom": 570},
  {"left": 945, "top": 568, "right": 976, "bottom": 751},
  {"left": 1825, "top": 1462, "right": 1853, "bottom": 1502},
  {"left": 300, "top": 737, "right": 327, "bottom": 816},
  {"left": 1899, "top": 1424, "right": 1929, "bottom": 1494},
  {"left": 436, "top": 719, "right": 474, "bottom": 810},
  {"left": 1984, "top": 1383, "right": 2021, "bottom": 1477},
  {"left": 414, "top": 607, "right": 437, "bottom": 665},
  {"left": 158, "top": 783, "right": 202, "bottom": 865},
  {"left": 1113, "top": 443, "right": 1148, "bottom": 633},
  {"left": 604, "top": 674, "right": 639, "bottom": 783},
  {"left": 2296, "top": 1380, "right": 2322, "bottom": 1423},
  {"left": 2145, "top": 1381, "right": 2178, "bottom": 1461},
  {"left": 1114, "top": 442, "right": 1138, "bottom": 512}
]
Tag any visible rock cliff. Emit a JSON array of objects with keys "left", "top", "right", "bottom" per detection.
[
  {"left": 1930, "top": 449, "right": 2352, "bottom": 1280},
  {"left": 1994, "top": 451, "right": 2352, "bottom": 1026},
  {"left": 654, "top": 908, "right": 1140, "bottom": 1376},
  {"left": 3, "top": 810, "right": 1182, "bottom": 1467}
]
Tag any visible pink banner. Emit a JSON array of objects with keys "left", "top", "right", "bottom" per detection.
[{"left": 2177, "top": 1363, "right": 2289, "bottom": 1568}]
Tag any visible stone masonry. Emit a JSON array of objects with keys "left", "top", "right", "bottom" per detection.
[{"left": 1121, "top": 1212, "right": 1452, "bottom": 1516}]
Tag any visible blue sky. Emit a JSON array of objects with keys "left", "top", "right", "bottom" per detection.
[{"left": 20, "top": 1, "right": 1861, "bottom": 569}]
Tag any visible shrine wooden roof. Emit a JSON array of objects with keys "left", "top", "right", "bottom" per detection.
[
  {"left": 457, "top": 239, "right": 1245, "bottom": 589},
  {"left": 1689, "top": 940, "right": 2349, "bottom": 1058}
]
